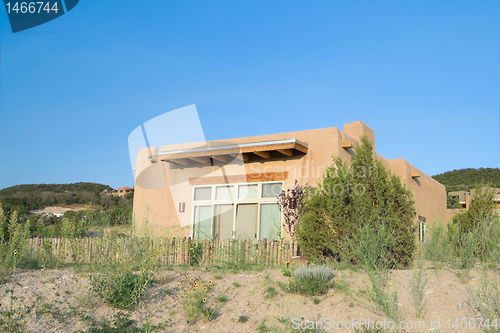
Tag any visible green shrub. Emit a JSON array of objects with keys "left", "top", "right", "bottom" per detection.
[
  {"left": 90, "top": 270, "right": 151, "bottom": 310},
  {"left": 448, "top": 185, "right": 499, "bottom": 264},
  {"left": 348, "top": 222, "right": 392, "bottom": 270},
  {"left": 292, "top": 265, "right": 334, "bottom": 281},
  {"left": 297, "top": 136, "right": 416, "bottom": 267},
  {"left": 451, "top": 185, "right": 497, "bottom": 237},
  {"left": 471, "top": 273, "right": 500, "bottom": 333},
  {"left": 200, "top": 306, "right": 217, "bottom": 322},
  {"left": 217, "top": 295, "right": 228, "bottom": 303},
  {"left": 0, "top": 206, "right": 29, "bottom": 281},
  {"left": 448, "top": 191, "right": 500, "bottom": 271},
  {"left": 411, "top": 265, "right": 428, "bottom": 318},
  {"left": 280, "top": 267, "right": 292, "bottom": 277},
  {"left": 264, "top": 286, "right": 278, "bottom": 299},
  {"left": 188, "top": 241, "right": 204, "bottom": 265},
  {"left": 475, "top": 215, "right": 500, "bottom": 263},
  {"left": 177, "top": 275, "right": 216, "bottom": 323},
  {"left": 281, "top": 265, "right": 334, "bottom": 296},
  {"left": 424, "top": 222, "right": 451, "bottom": 265},
  {"left": 74, "top": 311, "right": 169, "bottom": 333},
  {"left": 238, "top": 315, "right": 249, "bottom": 323}
]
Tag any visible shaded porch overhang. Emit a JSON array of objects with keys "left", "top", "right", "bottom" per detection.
[{"left": 158, "top": 138, "right": 308, "bottom": 166}]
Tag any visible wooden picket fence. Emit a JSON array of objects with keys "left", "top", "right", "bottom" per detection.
[{"left": 27, "top": 237, "right": 299, "bottom": 267}]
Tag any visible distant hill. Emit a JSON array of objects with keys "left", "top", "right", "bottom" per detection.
[
  {"left": 432, "top": 168, "right": 500, "bottom": 193},
  {"left": 0, "top": 182, "right": 115, "bottom": 209}
]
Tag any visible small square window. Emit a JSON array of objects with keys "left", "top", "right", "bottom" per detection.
[
  {"left": 194, "top": 187, "right": 212, "bottom": 201},
  {"left": 262, "top": 183, "right": 283, "bottom": 198},
  {"left": 216, "top": 185, "right": 234, "bottom": 200},
  {"left": 238, "top": 184, "right": 258, "bottom": 199}
]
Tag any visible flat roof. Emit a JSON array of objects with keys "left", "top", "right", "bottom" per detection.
[{"left": 158, "top": 138, "right": 308, "bottom": 166}]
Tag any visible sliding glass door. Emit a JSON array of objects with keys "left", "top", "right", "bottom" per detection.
[
  {"left": 193, "top": 205, "right": 212, "bottom": 239},
  {"left": 260, "top": 203, "right": 280, "bottom": 240},
  {"left": 235, "top": 203, "right": 258, "bottom": 239},
  {"left": 214, "top": 204, "right": 234, "bottom": 239},
  {"left": 192, "top": 181, "right": 283, "bottom": 240}
]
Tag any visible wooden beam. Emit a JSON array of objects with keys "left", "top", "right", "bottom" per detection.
[
  {"left": 411, "top": 171, "right": 420, "bottom": 178},
  {"left": 211, "top": 154, "right": 229, "bottom": 163},
  {"left": 231, "top": 153, "right": 250, "bottom": 162},
  {"left": 190, "top": 156, "right": 210, "bottom": 164},
  {"left": 253, "top": 151, "right": 271, "bottom": 159},
  {"left": 294, "top": 140, "right": 309, "bottom": 154},
  {"left": 159, "top": 139, "right": 309, "bottom": 161},
  {"left": 159, "top": 139, "right": 311, "bottom": 165},
  {"left": 168, "top": 158, "right": 190, "bottom": 166},
  {"left": 342, "top": 140, "right": 353, "bottom": 149},
  {"left": 277, "top": 149, "right": 293, "bottom": 157}
]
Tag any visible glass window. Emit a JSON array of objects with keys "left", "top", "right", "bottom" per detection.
[
  {"left": 235, "top": 204, "right": 257, "bottom": 239},
  {"left": 193, "top": 205, "right": 212, "bottom": 239},
  {"left": 216, "top": 185, "right": 234, "bottom": 200},
  {"left": 262, "top": 183, "right": 283, "bottom": 198},
  {"left": 214, "top": 204, "right": 234, "bottom": 239},
  {"left": 238, "top": 184, "right": 258, "bottom": 199},
  {"left": 260, "top": 203, "right": 281, "bottom": 240},
  {"left": 194, "top": 187, "right": 211, "bottom": 201}
]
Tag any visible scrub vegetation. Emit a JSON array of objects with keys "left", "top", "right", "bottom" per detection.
[
  {"left": 0, "top": 182, "right": 134, "bottom": 238},
  {"left": 0, "top": 140, "right": 499, "bottom": 332},
  {"left": 431, "top": 167, "right": 500, "bottom": 192},
  {"left": 296, "top": 136, "right": 416, "bottom": 267}
]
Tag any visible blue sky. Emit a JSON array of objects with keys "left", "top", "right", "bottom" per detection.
[{"left": 0, "top": 1, "right": 499, "bottom": 190}]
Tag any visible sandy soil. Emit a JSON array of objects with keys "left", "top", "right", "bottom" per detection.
[
  {"left": 30, "top": 205, "right": 97, "bottom": 216},
  {"left": 0, "top": 267, "right": 497, "bottom": 332}
]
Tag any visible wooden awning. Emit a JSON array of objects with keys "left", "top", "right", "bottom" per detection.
[{"left": 158, "top": 138, "right": 308, "bottom": 166}]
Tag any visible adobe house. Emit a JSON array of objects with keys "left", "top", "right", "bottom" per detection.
[
  {"left": 133, "top": 121, "right": 447, "bottom": 241},
  {"left": 112, "top": 186, "right": 134, "bottom": 196},
  {"left": 447, "top": 188, "right": 500, "bottom": 220}
]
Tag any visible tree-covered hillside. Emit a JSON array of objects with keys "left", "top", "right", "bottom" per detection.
[
  {"left": 0, "top": 182, "right": 115, "bottom": 210},
  {"left": 432, "top": 168, "right": 500, "bottom": 193},
  {"left": 0, "top": 182, "right": 134, "bottom": 238}
]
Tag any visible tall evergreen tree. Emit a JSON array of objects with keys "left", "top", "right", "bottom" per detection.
[{"left": 297, "top": 135, "right": 416, "bottom": 267}]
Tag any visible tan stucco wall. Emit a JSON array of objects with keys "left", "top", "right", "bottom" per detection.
[
  {"left": 386, "top": 158, "right": 447, "bottom": 225},
  {"left": 133, "top": 121, "right": 447, "bottom": 237}
]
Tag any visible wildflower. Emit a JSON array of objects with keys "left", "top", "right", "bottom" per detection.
[
  {"left": 110, "top": 324, "right": 114, "bottom": 328},
  {"left": 208, "top": 280, "right": 212, "bottom": 284},
  {"left": 178, "top": 282, "right": 181, "bottom": 286},
  {"left": 13, "top": 250, "right": 18, "bottom": 255},
  {"left": 204, "top": 286, "right": 207, "bottom": 291},
  {"left": 203, "top": 298, "right": 206, "bottom": 302}
]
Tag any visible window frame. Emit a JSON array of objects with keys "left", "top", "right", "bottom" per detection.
[{"left": 190, "top": 181, "right": 284, "bottom": 240}]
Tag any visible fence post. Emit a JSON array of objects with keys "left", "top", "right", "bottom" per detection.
[{"left": 186, "top": 237, "right": 191, "bottom": 265}]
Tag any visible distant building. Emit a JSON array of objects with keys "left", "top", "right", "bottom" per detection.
[
  {"left": 447, "top": 188, "right": 500, "bottom": 219},
  {"left": 112, "top": 186, "right": 134, "bottom": 196}
]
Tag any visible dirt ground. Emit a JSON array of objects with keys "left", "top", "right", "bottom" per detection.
[
  {"left": 30, "top": 205, "right": 97, "bottom": 216},
  {"left": 0, "top": 266, "right": 497, "bottom": 332}
]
